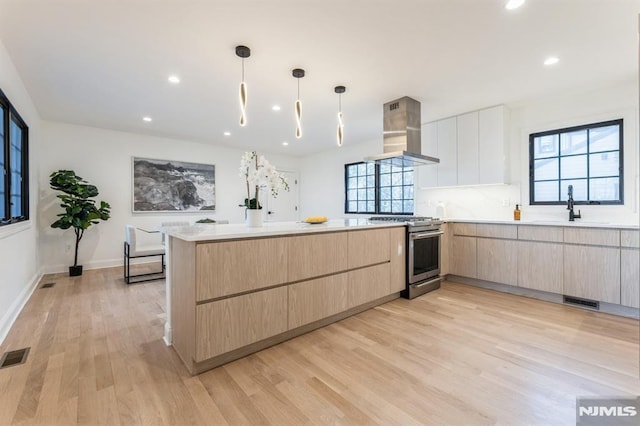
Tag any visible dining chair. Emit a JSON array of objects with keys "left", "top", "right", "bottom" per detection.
[{"left": 123, "top": 225, "right": 165, "bottom": 284}]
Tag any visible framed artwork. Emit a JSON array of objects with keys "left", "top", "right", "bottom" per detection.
[{"left": 132, "top": 157, "right": 215, "bottom": 212}]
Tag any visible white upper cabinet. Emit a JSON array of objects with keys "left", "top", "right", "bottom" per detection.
[
  {"left": 437, "top": 116, "right": 458, "bottom": 187},
  {"left": 478, "top": 105, "right": 507, "bottom": 184},
  {"left": 419, "top": 105, "right": 508, "bottom": 188},
  {"left": 419, "top": 121, "right": 438, "bottom": 188},
  {"left": 457, "top": 111, "right": 479, "bottom": 185}
]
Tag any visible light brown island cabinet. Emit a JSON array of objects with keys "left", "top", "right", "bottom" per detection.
[
  {"left": 476, "top": 224, "right": 518, "bottom": 285},
  {"left": 169, "top": 226, "right": 405, "bottom": 375},
  {"left": 563, "top": 228, "right": 621, "bottom": 304},
  {"left": 620, "top": 230, "right": 639, "bottom": 308},
  {"left": 517, "top": 226, "right": 563, "bottom": 294}
]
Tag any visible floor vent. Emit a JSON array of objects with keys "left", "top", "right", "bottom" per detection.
[
  {"left": 40, "top": 282, "right": 55, "bottom": 289},
  {"left": 563, "top": 295, "right": 599, "bottom": 310},
  {"left": 0, "top": 347, "right": 30, "bottom": 369}
]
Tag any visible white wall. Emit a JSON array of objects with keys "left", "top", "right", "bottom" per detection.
[
  {"left": 299, "top": 139, "right": 378, "bottom": 219},
  {"left": 416, "top": 80, "right": 638, "bottom": 224},
  {"left": 0, "top": 38, "right": 42, "bottom": 343},
  {"left": 38, "top": 121, "right": 299, "bottom": 273}
]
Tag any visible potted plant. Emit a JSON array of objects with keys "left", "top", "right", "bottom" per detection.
[
  {"left": 50, "top": 170, "right": 111, "bottom": 276},
  {"left": 238, "top": 151, "right": 289, "bottom": 227}
]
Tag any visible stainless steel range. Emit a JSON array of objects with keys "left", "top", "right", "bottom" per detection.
[{"left": 369, "top": 216, "right": 443, "bottom": 299}]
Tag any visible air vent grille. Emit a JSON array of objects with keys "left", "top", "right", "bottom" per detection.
[
  {"left": 40, "top": 282, "right": 55, "bottom": 289},
  {"left": 0, "top": 347, "right": 30, "bottom": 369},
  {"left": 563, "top": 295, "right": 599, "bottom": 310}
]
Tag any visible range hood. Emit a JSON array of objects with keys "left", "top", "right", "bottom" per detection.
[{"left": 364, "top": 96, "right": 439, "bottom": 167}]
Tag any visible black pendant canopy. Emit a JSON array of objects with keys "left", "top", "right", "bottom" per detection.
[{"left": 235, "top": 45, "right": 251, "bottom": 58}]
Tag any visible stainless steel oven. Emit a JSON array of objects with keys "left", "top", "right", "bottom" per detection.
[
  {"left": 368, "top": 216, "right": 443, "bottom": 299},
  {"left": 405, "top": 222, "right": 443, "bottom": 299}
]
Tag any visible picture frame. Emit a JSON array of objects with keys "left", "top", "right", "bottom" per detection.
[{"left": 132, "top": 157, "right": 216, "bottom": 212}]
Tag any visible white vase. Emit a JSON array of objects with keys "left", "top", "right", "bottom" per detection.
[{"left": 245, "top": 209, "right": 263, "bottom": 227}]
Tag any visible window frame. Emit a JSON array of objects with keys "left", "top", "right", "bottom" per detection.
[
  {"left": 0, "top": 87, "right": 29, "bottom": 226},
  {"left": 528, "top": 119, "right": 623, "bottom": 206},
  {"left": 344, "top": 161, "right": 414, "bottom": 215}
]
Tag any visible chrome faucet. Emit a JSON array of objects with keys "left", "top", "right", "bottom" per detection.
[{"left": 567, "top": 185, "right": 581, "bottom": 221}]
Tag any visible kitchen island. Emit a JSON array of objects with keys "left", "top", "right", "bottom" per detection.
[{"left": 163, "top": 219, "right": 406, "bottom": 375}]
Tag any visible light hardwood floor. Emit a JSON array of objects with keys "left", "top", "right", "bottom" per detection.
[{"left": 0, "top": 266, "right": 638, "bottom": 425}]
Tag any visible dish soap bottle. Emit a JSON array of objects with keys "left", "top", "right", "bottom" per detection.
[{"left": 514, "top": 204, "right": 521, "bottom": 221}]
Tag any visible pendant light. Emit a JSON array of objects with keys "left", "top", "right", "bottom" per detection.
[
  {"left": 235, "top": 45, "right": 251, "bottom": 127},
  {"left": 292, "top": 68, "right": 305, "bottom": 138},
  {"left": 335, "top": 85, "right": 346, "bottom": 147}
]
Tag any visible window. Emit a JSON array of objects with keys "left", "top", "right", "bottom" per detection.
[
  {"left": 345, "top": 162, "right": 414, "bottom": 214},
  {"left": 529, "top": 119, "right": 622, "bottom": 205},
  {"left": 0, "top": 88, "right": 29, "bottom": 226}
]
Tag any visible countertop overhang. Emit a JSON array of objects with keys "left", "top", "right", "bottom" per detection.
[{"left": 162, "top": 219, "right": 405, "bottom": 242}]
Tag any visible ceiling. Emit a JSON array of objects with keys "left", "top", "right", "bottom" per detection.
[{"left": 0, "top": 0, "right": 638, "bottom": 157}]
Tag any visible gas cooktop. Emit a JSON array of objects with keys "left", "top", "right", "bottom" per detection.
[{"left": 368, "top": 216, "right": 442, "bottom": 226}]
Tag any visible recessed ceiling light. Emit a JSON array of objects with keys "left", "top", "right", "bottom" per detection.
[
  {"left": 272, "top": 105, "right": 281, "bottom": 111},
  {"left": 223, "top": 131, "right": 231, "bottom": 136},
  {"left": 168, "top": 75, "right": 180, "bottom": 84},
  {"left": 143, "top": 116, "right": 152, "bottom": 122},
  {"left": 544, "top": 56, "right": 559, "bottom": 66},
  {"left": 505, "top": 0, "right": 525, "bottom": 10},
  {"left": 282, "top": 142, "right": 289, "bottom": 146}
]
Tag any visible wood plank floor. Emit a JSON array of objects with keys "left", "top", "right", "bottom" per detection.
[{"left": 0, "top": 266, "right": 638, "bottom": 425}]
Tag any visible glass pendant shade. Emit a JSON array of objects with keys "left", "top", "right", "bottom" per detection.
[
  {"left": 235, "top": 45, "right": 251, "bottom": 127},
  {"left": 335, "top": 85, "right": 346, "bottom": 147},
  {"left": 292, "top": 68, "right": 305, "bottom": 139}
]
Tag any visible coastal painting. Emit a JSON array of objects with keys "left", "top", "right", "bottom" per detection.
[{"left": 132, "top": 157, "right": 215, "bottom": 212}]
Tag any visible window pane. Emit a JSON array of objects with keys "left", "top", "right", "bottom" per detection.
[
  {"left": 534, "top": 158, "right": 558, "bottom": 181},
  {"left": 366, "top": 162, "right": 375, "bottom": 174},
  {"left": 533, "top": 135, "right": 559, "bottom": 159},
  {"left": 357, "top": 189, "right": 366, "bottom": 200},
  {"left": 391, "top": 200, "right": 402, "bottom": 213},
  {"left": 404, "top": 185, "right": 414, "bottom": 199},
  {"left": 380, "top": 164, "right": 391, "bottom": 174},
  {"left": 403, "top": 200, "right": 413, "bottom": 213},
  {"left": 348, "top": 201, "right": 357, "bottom": 211},
  {"left": 534, "top": 181, "right": 559, "bottom": 202},
  {"left": 560, "top": 129, "right": 587, "bottom": 155},
  {"left": 357, "top": 163, "right": 366, "bottom": 176},
  {"left": 348, "top": 166, "right": 357, "bottom": 177},
  {"left": 589, "top": 152, "right": 619, "bottom": 178},
  {"left": 380, "top": 186, "right": 390, "bottom": 200},
  {"left": 560, "top": 179, "right": 587, "bottom": 202},
  {"left": 403, "top": 170, "right": 414, "bottom": 185},
  {"left": 0, "top": 105, "right": 5, "bottom": 219},
  {"left": 367, "top": 201, "right": 375, "bottom": 211},
  {"left": 380, "top": 200, "right": 390, "bottom": 212},
  {"left": 391, "top": 172, "right": 402, "bottom": 186},
  {"left": 10, "top": 119, "right": 23, "bottom": 217},
  {"left": 392, "top": 186, "right": 402, "bottom": 199},
  {"left": 347, "top": 177, "right": 357, "bottom": 190},
  {"left": 358, "top": 201, "right": 367, "bottom": 211},
  {"left": 590, "top": 178, "right": 619, "bottom": 201},
  {"left": 560, "top": 155, "right": 587, "bottom": 179},
  {"left": 379, "top": 173, "right": 390, "bottom": 187},
  {"left": 589, "top": 125, "right": 619, "bottom": 153}
]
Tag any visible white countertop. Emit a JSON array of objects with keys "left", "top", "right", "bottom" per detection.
[
  {"left": 446, "top": 218, "right": 639, "bottom": 229},
  {"left": 163, "top": 219, "right": 405, "bottom": 242}
]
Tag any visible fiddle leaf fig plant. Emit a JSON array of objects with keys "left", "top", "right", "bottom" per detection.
[{"left": 50, "top": 170, "right": 111, "bottom": 274}]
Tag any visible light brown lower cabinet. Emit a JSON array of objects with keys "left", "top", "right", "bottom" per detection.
[
  {"left": 389, "top": 227, "right": 406, "bottom": 293},
  {"left": 621, "top": 248, "right": 639, "bottom": 308},
  {"left": 517, "top": 241, "right": 563, "bottom": 293},
  {"left": 195, "top": 286, "right": 288, "bottom": 361},
  {"left": 563, "top": 245, "right": 620, "bottom": 304},
  {"left": 288, "top": 274, "right": 349, "bottom": 329},
  {"left": 348, "top": 263, "right": 391, "bottom": 308},
  {"left": 451, "top": 235, "right": 477, "bottom": 278},
  {"left": 477, "top": 238, "right": 517, "bottom": 285}
]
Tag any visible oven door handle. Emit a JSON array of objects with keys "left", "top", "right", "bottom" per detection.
[{"left": 410, "top": 230, "right": 443, "bottom": 239}]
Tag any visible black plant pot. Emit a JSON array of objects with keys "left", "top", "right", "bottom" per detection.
[{"left": 69, "top": 265, "right": 83, "bottom": 276}]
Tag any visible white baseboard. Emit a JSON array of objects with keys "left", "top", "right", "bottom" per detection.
[
  {"left": 0, "top": 269, "right": 43, "bottom": 346},
  {"left": 42, "top": 257, "right": 161, "bottom": 275}
]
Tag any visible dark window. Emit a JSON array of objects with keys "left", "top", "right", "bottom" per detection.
[
  {"left": 0, "top": 88, "right": 29, "bottom": 226},
  {"left": 529, "top": 119, "right": 622, "bottom": 205},
  {"left": 345, "top": 162, "right": 414, "bottom": 214}
]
